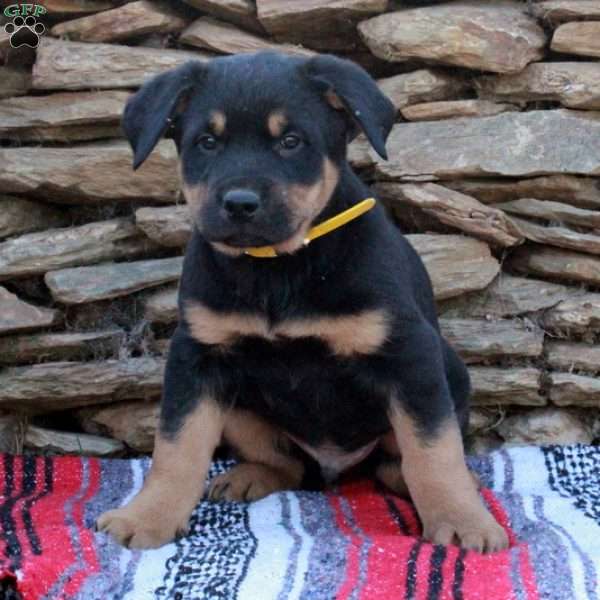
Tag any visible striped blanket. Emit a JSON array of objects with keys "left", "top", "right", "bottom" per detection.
[{"left": 0, "top": 445, "right": 599, "bottom": 600}]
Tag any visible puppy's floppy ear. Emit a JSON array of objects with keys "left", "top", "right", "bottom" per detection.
[
  {"left": 122, "top": 61, "right": 206, "bottom": 170},
  {"left": 303, "top": 55, "right": 396, "bottom": 159}
]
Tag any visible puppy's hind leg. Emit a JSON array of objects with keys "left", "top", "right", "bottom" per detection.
[{"left": 208, "top": 409, "right": 304, "bottom": 502}]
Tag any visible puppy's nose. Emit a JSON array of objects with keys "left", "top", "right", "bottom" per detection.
[{"left": 222, "top": 189, "right": 260, "bottom": 220}]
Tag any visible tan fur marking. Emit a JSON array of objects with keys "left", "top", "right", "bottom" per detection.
[
  {"left": 389, "top": 404, "right": 508, "bottom": 552},
  {"left": 209, "top": 110, "right": 226, "bottom": 136},
  {"left": 96, "top": 398, "right": 225, "bottom": 548},
  {"left": 181, "top": 180, "right": 209, "bottom": 215},
  {"left": 376, "top": 460, "right": 410, "bottom": 497},
  {"left": 275, "top": 158, "right": 339, "bottom": 255},
  {"left": 325, "top": 89, "right": 345, "bottom": 110},
  {"left": 207, "top": 409, "right": 304, "bottom": 502},
  {"left": 185, "top": 301, "right": 389, "bottom": 356},
  {"left": 267, "top": 110, "right": 287, "bottom": 137},
  {"left": 277, "top": 309, "right": 389, "bottom": 356},
  {"left": 185, "top": 303, "right": 270, "bottom": 346},
  {"left": 209, "top": 242, "right": 246, "bottom": 257}
]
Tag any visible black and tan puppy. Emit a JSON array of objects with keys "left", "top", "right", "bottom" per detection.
[{"left": 96, "top": 52, "right": 508, "bottom": 553}]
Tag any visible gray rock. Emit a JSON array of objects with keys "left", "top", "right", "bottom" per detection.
[
  {"left": 401, "top": 100, "right": 518, "bottom": 122},
  {"left": 497, "top": 408, "right": 592, "bottom": 445},
  {"left": 78, "top": 400, "right": 159, "bottom": 452},
  {"left": 375, "top": 111, "right": 600, "bottom": 181},
  {"left": 145, "top": 285, "right": 179, "bottom": 324},
  {"left": 183, "top": 0, "right": 263, "bottom": 33},
  {"left": 0, "top": 218, "right": 159, "bottom": 281},
  {"left": 439, "top": 318, "right": 544, "bottom": 364},
  {"left": 180, "top": 16, "right": 313, "bottom": 56},
  {"left": 532, "top": 1, "right": 600, "bottom": 24},
  {"left": 257, "top": 0, "right": 387, "bottom": 51},
  {"left": 0, "top": 286, "right": 61, "bottom": 335},
  {"left": 378, "top": 183, "right": 523, "bottom": 247},
  {"left": 0, "top": 196, "right": 68, "bottom": 240},
  {"left": 33, "top": 38, "right": 209, "bottom": 90},
  {"left": 51, "top": 1, "right": 190, "bottom": 43},
  {"left": 469, "top": 367, "right": 545, "bottom": 406},
  {"left": 135, "top": 205, "right": 192, "bottom": 247},
  {"left": 0, "top": 330, "right": 124, "bottom": 365},
  {"left": 546, "top": 340, "right": 600, "bottom": 374},
  {"left": 45, "top": 256, "right": 183, "bottom": 304},
  {"left": 377, "top": 69, "right": 469, "bottom": 111},
  {"left": 511, "top": 246, "right": 600, "bottom": 286},
  {"left": 549, "top": 373, "right": 600, "bottom": 406},
  {"left": 447, "top": 175, "right": 600, "bottom": 210},
  {"left": 543, "top": 293, "right": 600, "bottom": 334},
  {"left": 0, "top": 91, "right": 129, "bottom": 142},
  {"left": 439, "top": 274, "right": 576, "bottom": 318},
  {"left": 477, "top": 63, "right": 600, "bottom": 110},
  {"left": 0, "top": 357, "right": 165, "bottom": 412},
  {"left": 358, "top": 2, "right": 545, "bottom": 73},
  {"left": 552, "top": 22, "right": 600, "bottom": 58},
  {"left": 0, "top": 140, "right": 179, "bottom": 203},
  {"left": 406, "top": 234, "right": 500, "bottom": 300},
  {"left": 25, "top": 426, "right": 126, "bottom": 456}
]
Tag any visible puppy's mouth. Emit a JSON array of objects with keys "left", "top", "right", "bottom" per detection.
[{"left": 221, "top": 233, "right": 273, "bottom": 248}]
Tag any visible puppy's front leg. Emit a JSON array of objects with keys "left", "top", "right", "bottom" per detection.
[
  {"left": 389, "top": 323, "right": 508, "bottom": 553},
  {"left": 96, "top": 332, "right": 225, "bottom": 549}
]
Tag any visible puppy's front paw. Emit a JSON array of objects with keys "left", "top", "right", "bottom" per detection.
[
  {"left": 422, "top": 509, "right": 509, "bottom": 553},
  {"left": 96, "top": 505, "right": 190, "bottom": 549},
  {"left": 207, "top": 463, "right": 291, "bottom": 502}
]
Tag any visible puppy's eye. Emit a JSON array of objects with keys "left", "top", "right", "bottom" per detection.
[
  {"left": 280, "top": 134, "right": 302, "bottom": 151},
  {"left": 198, "top": 135, "right": 218, "bottom": 151}
]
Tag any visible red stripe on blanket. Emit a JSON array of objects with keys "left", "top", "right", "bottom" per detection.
[
  {"left": 16, "top": 457, "right": 101, "bottom": 600},
  {"left": 483, "top": 489, "right": 540, "bottom": 600},
  {"left": 340, "top": 480, "right": 415, "bottom": 599},
  {"left": 460, "top": 489, "right": 540, "bottom": 600},
  {"left": 330, "top": 482, "right": 542, "bottom": 600},
  {"left": 61, "top": 459, "right": 101, "bottom": 599}
]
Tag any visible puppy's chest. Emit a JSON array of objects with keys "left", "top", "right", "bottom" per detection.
[{"left": 184, "top": 301, "right": 389, "bottom": 357}]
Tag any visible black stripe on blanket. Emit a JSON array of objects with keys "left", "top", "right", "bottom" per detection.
[
  {"left": 543, "top": 445, "right": 600, "bottom": 526},
  {"left": 0, "top": 456, "right": 38, "bottom": 569},
  {"left": 405, "top": 539, "right": 423, "bottom": 600},
  {"left": 154, "top": 461, "right": 257, "bottom": 600},
  {"left": 0, "top": 455, "right": 20, "bottom": 566},
  {"left": 22, "top": 457, "right": 53, "bottom": 556},
  {"left": 427, "top": 544, "right": 446, "bottom": 600}
]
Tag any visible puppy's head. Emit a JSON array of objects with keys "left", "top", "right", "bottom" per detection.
[{"left": 123, "top": 52, "right": 395, "bottom": 256}]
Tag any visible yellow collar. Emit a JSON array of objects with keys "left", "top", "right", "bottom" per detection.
[{"left": 244, "top": 197, "right": 376, "bottom": 258}]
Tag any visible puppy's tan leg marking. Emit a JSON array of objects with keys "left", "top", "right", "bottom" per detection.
[
  {"left": 96, "top": 398, "right": 225, "bottom": 549},
  {"left": 390, "top": 405, "right": 508, "bottom": 553},
  {"left": 208, "top": 409, "right": 304, "bottom": 503}
]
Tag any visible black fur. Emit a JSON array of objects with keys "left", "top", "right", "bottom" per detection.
[{"left": 123, "top": 52, "right": 470, "bottom": 458}]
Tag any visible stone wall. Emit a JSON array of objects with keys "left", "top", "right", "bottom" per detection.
[{"left": 1, "top": 0, "right": 599, "bottom": 456}]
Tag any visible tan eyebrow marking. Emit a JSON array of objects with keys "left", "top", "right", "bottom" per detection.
[
  {"left": 209, "top": 110, "right": 226, "bottom": 136},
  {"left": 267, "top": 110, "right": 288, "bottom": 137}
]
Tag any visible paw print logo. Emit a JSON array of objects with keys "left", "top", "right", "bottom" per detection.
[{"left": 4, "top": 15, "right": 45, "bottom": 49}]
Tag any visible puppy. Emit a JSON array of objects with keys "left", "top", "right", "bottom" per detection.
[{"left": 96, "top": 52, "right": 508, "bottom": 554}]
